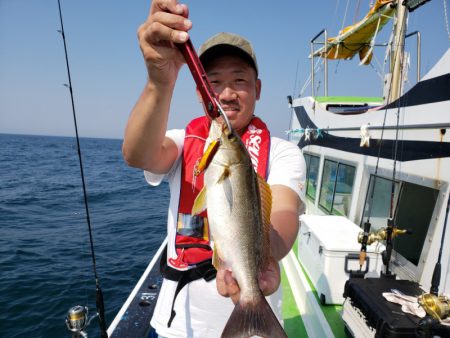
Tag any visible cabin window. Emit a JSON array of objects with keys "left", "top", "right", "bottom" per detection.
[
  {"left": 362, "top": 176, "right": 399, "bottom": 231},
  {"left": 394, "top": 182, "right": 438, "bottom": 266},
  {"left": 326, "top": 103, "right": 372, "bottom": 114},
  {"left": 318, "top": 159, "right": 356, "bottom": 216},
  {"left": 362, "top": 175, "right": 438, "bottom": 266},
  {"left": 304, "top": 153, "right": 320, "bottom": 201}
]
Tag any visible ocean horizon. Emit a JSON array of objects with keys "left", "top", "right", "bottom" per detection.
[{"left": 0, "top": 133, "right": 169, "bottom": 337}]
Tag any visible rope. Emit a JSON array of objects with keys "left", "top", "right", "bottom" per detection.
[
  {"left": 353, "top": 0, "right": 362, "bottom": 24},
  {"left": 299, "top": 56, "right": 324, "bottom": 97},
  {"left": 359, "top": 13, "right": 383, "bottom": 65},
  {"left": 444, "top": 0, "right": 450, "bottom": 42},
  {"left": 368, "top": 58, "right": 385, "bottom": 82},
  {"left": 340, "top": 0, "right": 351, "bottom": 34}
]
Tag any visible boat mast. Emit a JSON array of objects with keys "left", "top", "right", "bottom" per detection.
[{"left": 388, "top": 0, "right": 408, "bottom": 103}]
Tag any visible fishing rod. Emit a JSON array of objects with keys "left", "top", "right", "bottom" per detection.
[
  {"left": 56, "top": 1, "right": 108, "bottom": 337},
  {"left": 381, "top": 3, "right": 410, "bottom": 278},
  {"left": 173, "top": 25, "right": 232, "bottom": 132},
  {"left": 416, "top": 192, "right": 450, "bottom": 338},
  {"left": 357, "top": 2, "right": 411, "bottom": 276},
  {"left": 356, "top": 61, "right": 393, "bottom": 274},
  {"left": 430, "top": 191, "right": 450, "bottom": 296}
]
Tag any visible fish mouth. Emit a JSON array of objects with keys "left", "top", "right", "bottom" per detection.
[
  {"left": 210, "top": 118, "right": 233, "bottom": 141},
  {"left": 215, "top": 116, "right": 233, "bottom": 130},
  {"left": 217, "top": 119, "right": 234, "bottom": 138}
]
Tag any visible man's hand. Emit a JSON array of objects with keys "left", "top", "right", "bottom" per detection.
[
  {"left": 137, "top": 0, "right": 193, "bottom": 85},
  {"left": 123, "top": 0, "right": 191, "bottom": 171},
  {"left": 216, "top": 257, "right": 281, "bottom": 304}
]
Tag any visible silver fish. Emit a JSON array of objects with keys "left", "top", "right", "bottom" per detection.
[{"left": 193, "top": 120, "right": 287, "bottom": 338}]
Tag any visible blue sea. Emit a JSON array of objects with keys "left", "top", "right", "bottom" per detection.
[{"left": 0, "top": 133, "right": 169, "bottom": 337}]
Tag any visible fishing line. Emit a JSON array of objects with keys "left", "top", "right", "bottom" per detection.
[
  {"left": 365, "top": 3, "right": 407, "bottom": 224},
  {"left": 380, "top": 4, "right": 409, "bottom": 277},
  {"left": 390, "top": 4, "right": 408, "bottom": 219},
  {"left": 57, "top": 0, "right": 108, "bottom": 336},
  {"left": 363, "top": 87, "right": 390, "bottom": 225},
  {"left": 359, "top": 3, "right": 407, "bottom": 272}
]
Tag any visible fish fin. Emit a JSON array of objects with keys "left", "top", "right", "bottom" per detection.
[
  {"left": 257, "top": 174, "right": 272, "bottom": 265},
  {"left": 221, "top": 292, "right": 287, "bottom": 338},
  {"left": 195, "top": 139, "right": 220, "bottom": 175},
  {"left": 257, "top": 174, "right": 272, "bottom": 230},
  {"left": 217, "top": 166, "right": 231, "bottom": 183},
  {"left": 218, "top": 167, "right": 233, "bottom": 210},
  {"left": 192, "top": 186, "right": 207, "bottom": 215}
]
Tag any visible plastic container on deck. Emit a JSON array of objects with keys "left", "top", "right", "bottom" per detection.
[{"left": 298, "top": 215, "right": 384, "bottom": 305}]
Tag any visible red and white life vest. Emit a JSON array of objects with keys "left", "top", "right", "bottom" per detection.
[{"left": 169, "top": 115, "right": 270, "bottom": 270}]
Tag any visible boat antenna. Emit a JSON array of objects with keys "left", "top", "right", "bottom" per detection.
[
  {"left": 293, "top": 59, "right": 300, "bottom": 98},
  {"left": 57, "top": 1, "right": 108, "bottom": 337}
]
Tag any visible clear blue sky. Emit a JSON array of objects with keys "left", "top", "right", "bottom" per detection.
[{"left": 1, "top": 0, "right": 448, "bottom": 139}]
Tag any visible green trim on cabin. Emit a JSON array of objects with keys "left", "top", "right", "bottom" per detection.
[
  {"left": 314, "top": 96, "right": 383, "bottom": 104},
  {"left": 281, "top": 267, "right": 308, "bottom": 337}
]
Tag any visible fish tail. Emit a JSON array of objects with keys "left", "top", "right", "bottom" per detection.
[{"left": 221, "top": 292, "right": 287, "bottom": 338}]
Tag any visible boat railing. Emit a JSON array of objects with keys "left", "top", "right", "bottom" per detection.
[
  {"left": 309, "top": 28, "right": 421, "bottom": 98},
  {"left": 310, "top": 28, "right": 390, "bottom": 98},
  {"left": 310, "top": 29, "right": 328, "bottom": 97},
  {"left": 405, "top": 30, "right": 421, "bottom": 82}
]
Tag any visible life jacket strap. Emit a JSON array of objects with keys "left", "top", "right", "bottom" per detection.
[{"left": 159, "top": 246, "right": 217, "bottom": 327}]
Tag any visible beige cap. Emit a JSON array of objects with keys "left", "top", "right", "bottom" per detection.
[{"left": 199, "top": 32, "right": 258, "bottom": 75}]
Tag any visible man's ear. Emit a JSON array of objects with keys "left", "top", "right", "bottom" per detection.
[{"left": 255, "top": 79, "right": 262, "bottom": 100}]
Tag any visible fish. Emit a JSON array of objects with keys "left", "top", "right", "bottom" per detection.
[{"left": 192, "top": 119, "right": 287, "bottom": 338}]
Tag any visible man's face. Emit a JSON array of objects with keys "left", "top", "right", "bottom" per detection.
[{"left": 202, "top": 55, "right": 261, "bottom": 134}]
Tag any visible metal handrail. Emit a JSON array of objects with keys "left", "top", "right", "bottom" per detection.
[
  {"left": 308, "top": 28, "right": 422, "bottom": 97},
  {"left": 310, "top": 29, "right": 328, "bottom": 97},
  {"left": 405, "top": 30, "right": 421, "bottom": 82}
]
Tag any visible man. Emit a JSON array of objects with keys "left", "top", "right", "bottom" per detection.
[{"left": 122, "top": 1, "right": 305, "bottom": 337}]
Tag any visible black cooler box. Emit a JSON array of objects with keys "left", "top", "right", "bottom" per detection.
[{"left": 343, "top": 278, "right": 423, "bottom": 337}]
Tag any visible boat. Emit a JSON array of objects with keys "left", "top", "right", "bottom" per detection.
[
  {"left": 104, "top": 0, "right": 450, "bottom": 337},
  {"left": 285, "top": 0, "right": 450, "bottom": 336}
]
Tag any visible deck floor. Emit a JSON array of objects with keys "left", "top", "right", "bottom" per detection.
[
  {"left": 281, "top": 267, "right": 308, "bottom": 337},
  {"left": 281, "top": 241, "right": 347, "bottom": 338}
]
